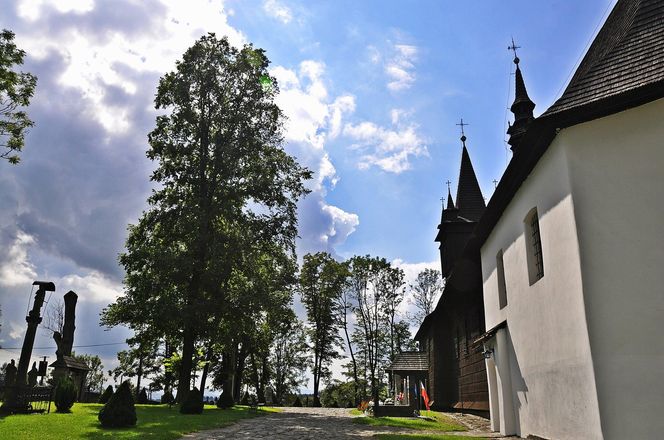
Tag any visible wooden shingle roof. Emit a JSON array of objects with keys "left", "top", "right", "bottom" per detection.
[
  {"left": 544, "top": 0, "right": 664, "bottom": 116},
  {"left": 386, "top": 351, "right": 429, "bottom": 372}
]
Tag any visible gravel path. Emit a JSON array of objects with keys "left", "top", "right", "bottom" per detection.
[{"left": 183, "top": 407, "right": 507, "bottom": 439}]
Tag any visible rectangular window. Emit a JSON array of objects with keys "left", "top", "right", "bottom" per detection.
[
  {"left": 525, "top": 207, "right": 544, "bottom": 285},
  {"left": 496, "top": 250, "right": 508, "bottom": 309}
]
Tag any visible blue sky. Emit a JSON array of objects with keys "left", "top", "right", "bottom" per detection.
[{"left": 0, "top": 0, "right": 616, "bottom": 386}]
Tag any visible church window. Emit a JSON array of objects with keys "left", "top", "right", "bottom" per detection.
[
  {"left": 496, "top": 250, "right": 508, "bottom": 308},
  {"left": 524, "top": 207, "right": 544, "bottom": 284}
]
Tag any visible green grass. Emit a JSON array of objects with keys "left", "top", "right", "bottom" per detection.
[
  {"left": 374, "top": 435, "right": 486, "bottom": 440},
  {"left": 353, "top": 410, "right": 467, "bottom": 432},
  {"left": 0, "top": 403, "right": 278, "bottom": 440},
  {"left": 349, "top": 408, "right": 364, "bottom": 416}
]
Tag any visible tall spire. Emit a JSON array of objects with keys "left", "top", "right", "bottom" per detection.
[
  {"left": 507, "top": 38, "right": 535, "bottom": 153},
  {"left": 455, "top": 129, "right": 485, "bottom": 222},
  {"left": 446, "top": 186, "right": 455, "bottom": 210}
]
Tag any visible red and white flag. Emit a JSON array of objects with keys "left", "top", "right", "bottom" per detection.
[{"left": 420, "top": 381, "right": 430, "bottom": 410}]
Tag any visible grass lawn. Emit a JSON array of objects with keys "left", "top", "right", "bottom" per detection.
[
  {"left": 373, "top": 435, "right": 486, "bottom": 440},
  {"left": 349, "top": 408, "right": 364, "bottom": 416},
  {"left": 0, "top": 403, "right": 278, "bottom": 440},
  {"left": 353, "top": 410, "right": 467, "bottom": 432}
]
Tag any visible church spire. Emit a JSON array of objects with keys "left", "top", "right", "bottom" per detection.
[
  {"left": 455, "top": 126, "right": 485, "bottom": 222},
  {"left": 446, "top": 187, "right": 455, "bottom": 210},
  {"left": 507, "top": 38, "right": 535, "bottom": 153}
]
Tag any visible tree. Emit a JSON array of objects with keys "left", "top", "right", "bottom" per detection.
[
  {"left": 299, "top": 252, "right": 346, "bottom": 406},
  {"left": 102, "top": 34, "right": 311, "bottom": 402},
  {"left": 380, "top": 266, "right": 405, "bottom": 363},
  {"left": 72, "top": 353, "right": 105, "bottom": 393},
  {"left": 0, "top": 29, "right": 37, "bottom": 164},
  {"left": 348, "top": 255, "right": 390, "bottom": 408},
  {"left": 337, "top": 274, "right": 361, "bottom": 404},
  {"left": 271, "top": 315, "right": 309, "bottom": 405},
  {"left": 410, "top": 268, "right": 443, "bottom": 325}
]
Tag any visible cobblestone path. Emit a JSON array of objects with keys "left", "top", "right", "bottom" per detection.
[{"left": 184, "top": 407, "right": 507, "bottom": 439}]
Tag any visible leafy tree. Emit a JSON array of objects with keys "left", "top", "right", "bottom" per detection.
[
  {"left": 72, "top": 353, "right": 105, "bottom": 393},
  {"left": 410, "top": 268, "right": 443, "bottom": 325},
  {"left": 102, "top": 33, "right": 310, "bottom": 402},
  {"left": 380, "top": 266, "right": 405, "bottom": 363},
  {"left": 348, "top": 255, "right": 391, "bottom": 408},
  {"left": 299, "top": 252, "right": 346, "bottom": 406},
  {"left": 271, "top": 315, "right": 309, "bottom": 405},
  {"left": 0, "top": 29, "right": 37, "bottom": 164}
]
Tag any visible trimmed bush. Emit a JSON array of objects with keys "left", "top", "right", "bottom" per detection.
[
  {"left": 161, "top": 390, "right": 174, "bottom": 404},
  {"left": 98, "top": 385, "right": 114, "bottom": 404},
  {"left": 99, "top": 381, "right": 137, "bottom": 428},
  {"left": 54, "top": 376, "right": 77, "bottom": 412},
  {"left": 292, "top": 395, "right": 302, "bottom": 407},
  {"left": 137, "top": 388, "right": 148, "bottom": 404},
  {"left": 240, "top": 391, "right": 249, "bottom": 406},
  {"left": 216, "top": 390, "right": 235, "bottom": 409},
  {"left": 180, "top": 388, "right": 204, "bottom": 414},
  {"left": 328, "top": 400, "right": 339, "bottom": 408}
]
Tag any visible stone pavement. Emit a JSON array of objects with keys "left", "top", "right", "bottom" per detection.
[{"left": 184, "top": 406, "right": 510, "bottom": 439}]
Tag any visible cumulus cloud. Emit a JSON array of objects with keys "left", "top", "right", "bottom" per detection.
[
  {"left": 343, "top": 115, "right": 428, "bottom": 173},
  {"left": 263, "top": 0, "right": 292, "bottom": 24},
  {"left": 272, "top": 61, "right": 360, "bottom": 255},
  {"left": 386, "top": 44, "right": 418, "bottom": 91},
  {"left": 0, "top": 231, "right": 37, "bottom": 287}
]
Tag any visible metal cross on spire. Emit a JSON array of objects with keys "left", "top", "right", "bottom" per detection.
[
  {"left": 493, "top": 179, "right": 499, "bottom": 189},
  {"left": 446, "top": 180, "right": 452, "bottom": 192},
  {"left": 456, "top": 118, "right": 469, "bottom": 137},
  {"left": 508, "top": 37, "right": 521, "bottom": 62},
  {"left": 440, "top": 196, "right": 445, "bottom": 207}
]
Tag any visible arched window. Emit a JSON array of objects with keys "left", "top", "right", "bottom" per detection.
[{"left": 524, "top": 207, "right": 544, "bottom": 285}]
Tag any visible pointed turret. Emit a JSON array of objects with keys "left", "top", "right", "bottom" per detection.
[
  {"left": 507, "top": 52, "right": 536, "bottom": 152},
  {"left": 446, "top": 187, "right": 455, "bottom": 210},
  {"left": 436, "top": 130, "right": 486, "bottom": 277}
]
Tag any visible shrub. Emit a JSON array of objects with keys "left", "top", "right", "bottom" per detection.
[
  {"left": 161, "top": 390, "right": 174, "bottom": 404},
  {"left": 180, "top": 388, "right": 204, "bottom": 414},
  {"left": 292, "top": 395, "right": 302, "bottom": 407},
  {"left": 240, "top": 391, "right": 249, "bottom": 406},
  {"left": 328, "top": 400, "right": 339, "bottom": 408},
  {"left": 216, "top": 390, "right": 235, "bottom": 409},
  {"left": 99, "top": 385, "right": 114, "bottom": 404},
  {"left": 54, "top": 376, "right": 77, "bottom": 412},
  {"left": 137, "top": 388, "right": 148, "bottom": 404},
  {"left": 98, "top": 381, "right": 137, "bottom": 428}
]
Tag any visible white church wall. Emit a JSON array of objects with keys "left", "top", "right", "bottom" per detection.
[
  {"left": 563, "top": 96, "right": 664, "bottom": 440},
  {"left": 481, "top": 137, "right": 602, "bottom": 439}
]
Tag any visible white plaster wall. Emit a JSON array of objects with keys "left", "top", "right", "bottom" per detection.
[
  {"left": 562, "top": 97, "right": 664, "bottom": 439},
  {"left": 481, "top": 135, "right": 602, "bottom": 438}
]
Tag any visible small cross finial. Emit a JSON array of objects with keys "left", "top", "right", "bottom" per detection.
[
  {"left": 493, "top": 179, "right": 499, "bottom": 189},
  {"left": 446, "top": 180, "right": 452, "bottom": 192},
  {"left": 440, "top": 196, "right": 445, "bottom": 206},
  {"left": 508, "top": 37, "right": 521, "bottom": 63},
  {"left": 456, "top": 118, "right": 469, "bottom": 144}
]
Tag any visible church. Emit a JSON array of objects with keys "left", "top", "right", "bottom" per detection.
[{"left": 419, "top": 0, "right": 664, "bottom": 438}]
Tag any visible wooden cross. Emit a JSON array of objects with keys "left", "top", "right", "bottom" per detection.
[
  {"left": 508, "top": 37, "right": 521, "bottom": 59},
  {"left": 456, "top": 118, "right": 469, "bottom": 137}
]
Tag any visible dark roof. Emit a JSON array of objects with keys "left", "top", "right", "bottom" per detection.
[
  {"left": 455, "top": 145, "right": 485, "bottom": 222},
  {"left": 386, "top": 351, "right": 429, "bottom": 372},
  {"left": 474, "top": 0, "right": 664, "bottom": 249},
  {"left": 545, "top": 0, "right": 664, "bottom": 116},
  {"left": 50, "top": 355, "right": 89, "bottom": 371}
]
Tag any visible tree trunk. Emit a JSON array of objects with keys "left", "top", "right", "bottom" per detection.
[
  {"left": 198, "top": 346, "right": 213, "bottom": 397},
  {"left": 136, "top": 354, "right": 143, "bottom": 400},
  {"left": 177, "top": 324, "right": 195, "bottom": 402}
]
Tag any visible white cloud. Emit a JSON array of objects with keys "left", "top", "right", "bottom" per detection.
[
  {"left": 263, "top": 0, "right": 292, "bottom": 24},
  {"left": 0, "top": 231, "right": 37, "bottom": 287},
  {"left": 14, "top": 0, "right": 245, "bottom": 133},
  {"left": 343, "top": 117, "right": 428, "bottom": 174},
  {"left": 57, "top": 271, "right": 124, "bottom": 304},
  {"left": 272, "top": 61, "right": 359, "bottom": 253},
  {"left": 386, "top": 43, "right": 418, "bottom": 91}
]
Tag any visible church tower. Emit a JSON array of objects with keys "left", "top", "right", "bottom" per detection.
[
  {"left": 506, "top": 42, "right": 536, "bottom": 153},
  {"left": 435, "top": 129, "right": 486, "bottom": 277}
]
